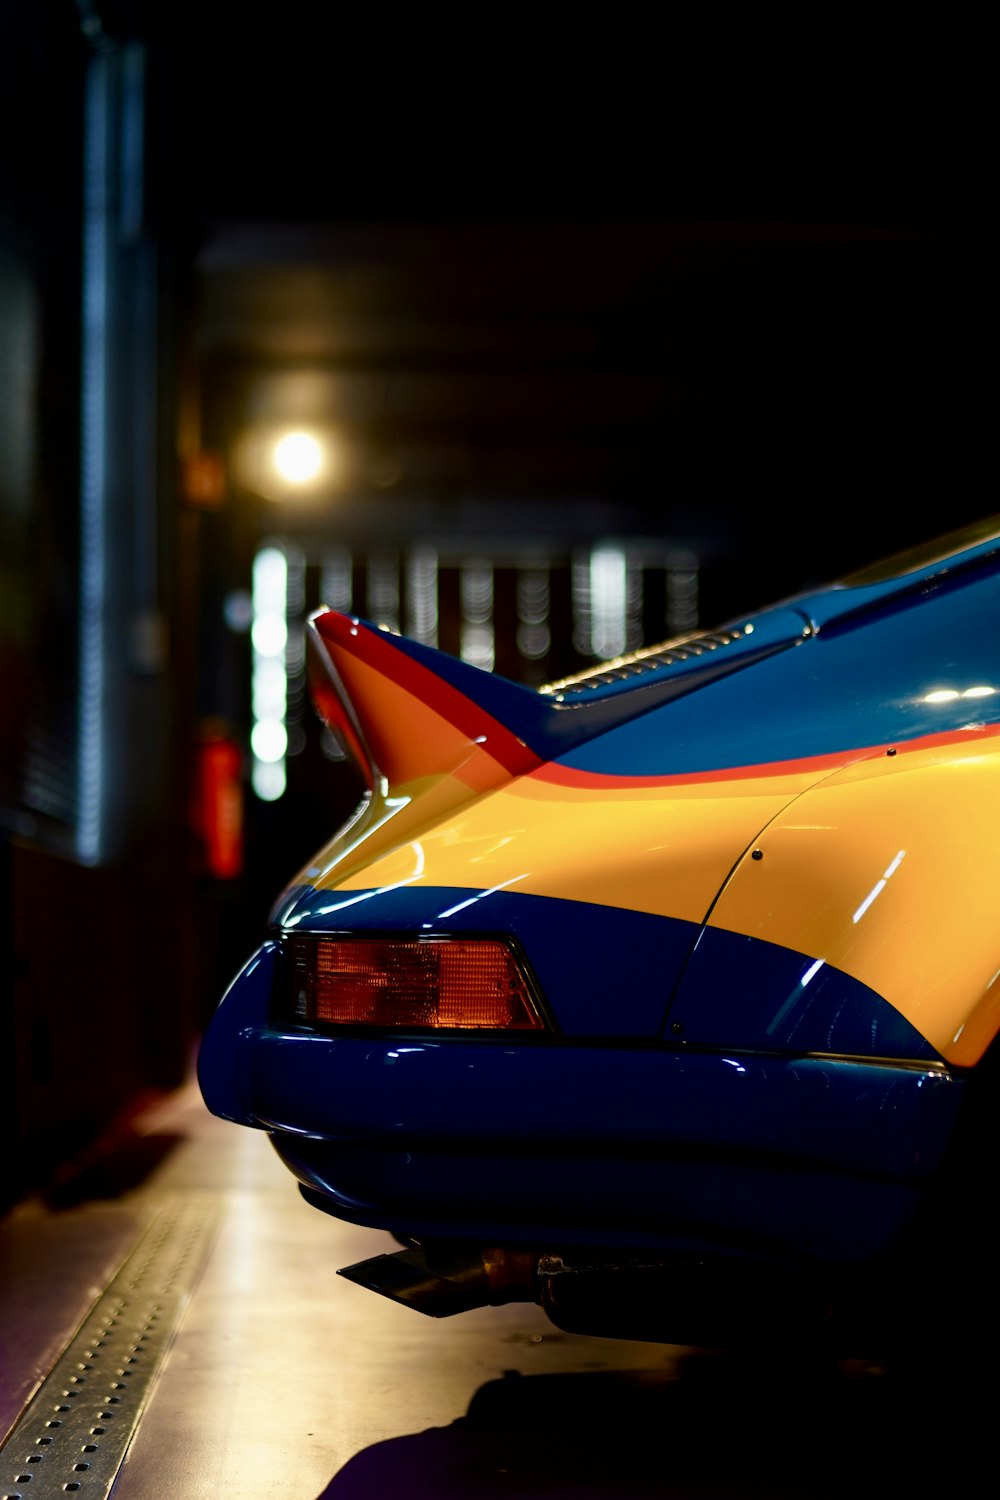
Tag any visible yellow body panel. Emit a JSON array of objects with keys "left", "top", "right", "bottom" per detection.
[
  {"left": 710, "top": 738, "right": 1000, "bottom": 1066},
  {"left": 322, "top": 766, "right": 826, "bottom": 926},
  {"left": 302, "top": 733, "right": 1000, "bottom": 1067}
]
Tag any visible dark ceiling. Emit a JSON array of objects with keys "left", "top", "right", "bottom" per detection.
[{"left": 31, "top": 5, "right": 996, "bottom": 606}]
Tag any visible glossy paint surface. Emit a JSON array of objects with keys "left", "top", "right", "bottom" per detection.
[
  {"left": 704, "top": 734, "right": 1000, "bottom": 1066},
  {"left": 282, "top": 725, "right": 1000, "bottom": 1066},
  {"left": 197, "top": 941, "right": 961, "bottom": 1263},
  {"left": 283, "top": 552, "right": 1000, "bottom": 1067},
  {"left": 198, "top": 517, "right": 1000, "bottom": 1289},
  {"left": 553, "top": 566, "right": 1000, "bottom": 775}
]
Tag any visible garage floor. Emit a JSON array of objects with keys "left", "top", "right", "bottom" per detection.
[{"left": 0, "top": 1068, "right": 983, "bottom": 1499}]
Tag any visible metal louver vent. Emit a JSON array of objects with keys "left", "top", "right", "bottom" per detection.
[{"left": 540, "top": 627, "right": 746, "bottom": 699}]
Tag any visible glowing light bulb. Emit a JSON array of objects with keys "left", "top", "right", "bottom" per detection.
[{"left": 273, "top": 431, "right": 323, "bottom": 484}]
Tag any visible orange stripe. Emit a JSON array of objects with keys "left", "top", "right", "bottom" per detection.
[
  {"left": 314, "top": 612, "right": 542, "bottom": 777},
  {"left": 532, "top": 721, "right": 1000, "bottom": 789}
]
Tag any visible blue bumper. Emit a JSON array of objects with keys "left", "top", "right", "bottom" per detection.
[{"left": 198, "top": 941, "right": 965, "bottom": 1265}]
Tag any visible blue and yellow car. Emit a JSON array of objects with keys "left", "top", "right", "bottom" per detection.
[{"left": 199, "top": 516, "right": 1000, "bottom": 1356}]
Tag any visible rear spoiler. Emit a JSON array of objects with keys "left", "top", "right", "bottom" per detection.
[{"left": 306, "top": 607, "right": 810, "bottom": 792}]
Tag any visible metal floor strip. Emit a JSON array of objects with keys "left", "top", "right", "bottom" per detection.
[{"left": 0, "top": 1195, "right": 220, "bottom": 1499}]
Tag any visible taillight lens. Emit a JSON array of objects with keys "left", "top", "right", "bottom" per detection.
[{"left": 285, "top": 936, "right": 547, "bottom": 1031}]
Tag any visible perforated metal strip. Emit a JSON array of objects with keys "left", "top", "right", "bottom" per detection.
[{"left": 0, "top": 1195, "right": 220, "bottom": 1499}]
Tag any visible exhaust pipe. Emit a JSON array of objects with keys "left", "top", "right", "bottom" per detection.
[
  {"left": 337, "top": 1244, "right": 542, "bottom": 1316},
  {"left": 338, "top": 1244, "right": 854, "bottom": 1350}
]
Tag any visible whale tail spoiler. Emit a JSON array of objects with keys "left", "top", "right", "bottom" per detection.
[
  {"left": 305, "top": 610, "right": 547, "bottom": 794},
  {"left": 305, "top": 604, "right": 803, "bottom": 795}
]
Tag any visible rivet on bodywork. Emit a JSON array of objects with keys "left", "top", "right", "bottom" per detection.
[{"left": 751, "top": 849, "right": 763, "bottom": 861}]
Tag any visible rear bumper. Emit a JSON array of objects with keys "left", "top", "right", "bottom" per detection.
[{"left": 199, "top": 941, "right": 965, "bottom": 1265}]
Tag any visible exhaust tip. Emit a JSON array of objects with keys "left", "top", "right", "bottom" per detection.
[{"left": 338, "top": 1244, "right": 539, "bottom": 1317}]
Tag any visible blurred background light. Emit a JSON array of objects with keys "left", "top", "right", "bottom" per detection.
[
  {"left": 589, "top": 545, "right": 628, "bottom": 660},
  {"left": 251, "top": 544, "right": 289, "bottom": 799},
  {"left": 234, "top": 424, "right": 337, "bottom": 501},
  {"left": 274, "top": 430, "right": 323, "bottom": 484}
]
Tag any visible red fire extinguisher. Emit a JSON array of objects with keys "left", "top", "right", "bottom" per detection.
[{"left": 191, "top": 721, "right": 244, "bottom": 880}]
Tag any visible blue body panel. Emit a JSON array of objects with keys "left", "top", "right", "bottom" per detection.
[
  {"left": 370, "top": 534, "right": 1000, "bottom": 773},
  {"left": 556, "top": 569, "right": 1000, "bottom": 775},
  {"left": 274, "top": 883, "right": 939, "bottom": 1060},
  {"left": 670, "top": 925, "right": 940, "bottom": 1059},
  {"left": 278, "top": 884, "right": 691, "bottom": 1037},
  {"left": 197, "top": 941, "right": 963, "bottom": 1263}
]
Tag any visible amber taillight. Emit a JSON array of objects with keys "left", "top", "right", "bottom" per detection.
[{"left": 284, "top": 935, "right": 546, "bottom": 1031}]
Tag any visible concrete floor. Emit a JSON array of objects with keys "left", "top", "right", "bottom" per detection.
[{"left": 0, "top": 1072, "right": 982, "bottom": 1499}]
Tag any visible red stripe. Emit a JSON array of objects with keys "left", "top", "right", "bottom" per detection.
[{"left": 314, "top": 613, "right": 543, "bottom": 776}]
